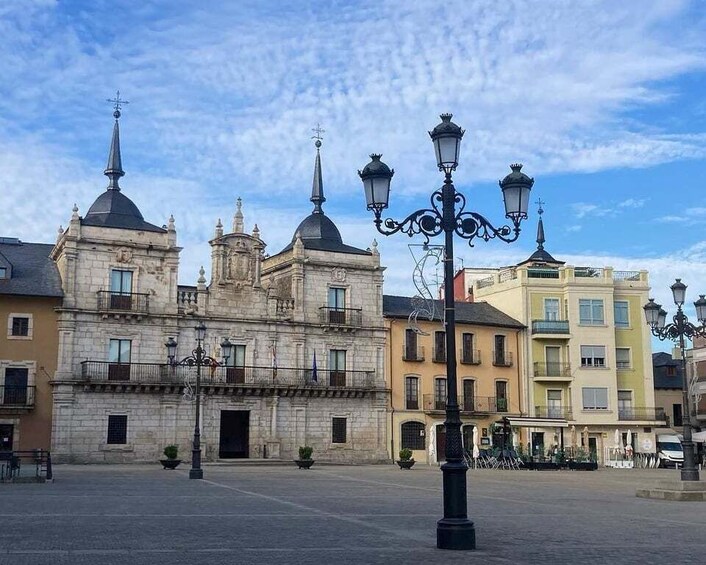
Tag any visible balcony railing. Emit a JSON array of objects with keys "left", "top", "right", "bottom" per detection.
[
  {"left": 618, "top": 407, "right": 667, "bottom": 421},
  {"left": 80, "top": 361, "right": 376, "bottom": 388},
  {"left": 492, "top": 351, "right": 513, "bottom": 367},
  {"left": 531, "top": 320, "right": 570, "bottom": 334},
  {"left": 0, "top": 386, "right": 35, "bottom": 408},
  {"left": 423, "top": 395, "right": 500, "bottom": 413},
  {"left": 528, "top": 268, "right": 559, "bottom": 279},
  {"left": 533, "top": 362, "right": 572, "bottom": 377},
  {"left": 535, "top": 405, "right": 573, "bottom": 419},
  {"left": 97, "top": 291, "right": 150, "bottom": 313},
  {"left": 402, "top": 345, "right": 425, "bottom": 362},
  {"left": 319, "top": 307, "right": 362, "bottom": 328},
  {"left": 460, "top": 348, "right": 481, "bottom": 365}
]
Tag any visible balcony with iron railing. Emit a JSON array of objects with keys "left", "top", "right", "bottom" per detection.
[
  {"left": 80, "top": 361, "right": 377, "bottom": 389},
  {"left": 402, "top": 345, "right": 425, "bottom": 362},
  {"left": 460, "top": 348, "right": 481, "bottom": 365},
  {"left": 319, "top": 307, "right": 362, "bottom": 329},
  {"left": 618, "top": 407, "right": 667, "bottom": 422},
  {"left": 0, "top": 386, "right": 35, "bottom": 409},
  {"left": 533, "top": 362, "right": 572, "bottom": 379},
  {"left": 531, "top": 319, "right": 570, "bottom": 336},
  {"left": 534, "top": 405, "right": 573, "bottom": 419},
  {"left": 492, "top": 351, "right": 513, "bottom": 367},
  {"left": 97, "top": 291, "right": 150, "bottom": 314},
  {"left": 423, "top": 395, "right": 501, "bottom": 413}
]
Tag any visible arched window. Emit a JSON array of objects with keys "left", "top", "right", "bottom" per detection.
[{"left": 401, "top": 421, "right": 426, "bottom": 450}]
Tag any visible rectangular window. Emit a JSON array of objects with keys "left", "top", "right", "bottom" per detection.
[
  {"left": 616, "top": 348, "right": 631, "bottom": 369},
  {"left": 332, "top": 417, "right": 347, "bottom": 444},
  {"left": 547, "top": 389, "right": 562, "bottom": 418},
  {"left": 582, "top": 387, "right": 608, "bottom": 410},
  {"left": 329, "top": 350, "right": 346, "bottom": 386},
  {"left": 108, "top": 339, "right": 132, "bottom": 381},
  {"left": 0, "top": 267, "right": 6, "bottom": 278},
  {"left": 617, "top": 390, "right": 633, "bottom": 418},
  {"left": 107, "top": 414, "right": 128, "bottom": 444},
  {"left": 614, "top": 300, "right": 629, "bottom": 328},
  {"left": 494, "top": 335, "right": 508, "bottom": 365},
  {"left": 580, "top": 345, "right": 606, "bottom": 368},
  {"left": 11, "top": 317, "right": 29, "bottom": 337},
  {"left": 544, "top": 298, "right": 560, "bottom": 321},
  {"left": 226, "top": 344, "right": 246, "bottom": 383},
  {"left": 110, "top": 269, "right": 133, "bottom": 309},
  {"left": 327, "top": 288, "right": 346, "bottom": 324},
  {"left": 461, "top": 333, "right": 476, "bottom": 363},
  {"left": 579, "top": 299, "right": 604, "bottom": 325},
  {"left": 496, "top": 381, "right": 508, "bottom": 412},
  {"left": 405, "top": 376, "right": 419, "bottom": 410},
  {"left": 405, "top": 329, "right": 419, "bottom": 361},
  {"left": 434, "top": 377, "right": 447, "bottom": 411},
  {"left": 3, "top": 368, "right": 28, "bottom": 405},
  {"left": 673, "top": 403, "right": 683, "bottom": 427},
  {"left": 434, "top": 331, "right": 446, "bottom": 363},
  {"left": 462, "top": 379, "right": 475, "bottom": 411}
]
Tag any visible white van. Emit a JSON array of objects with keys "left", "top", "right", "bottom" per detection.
[{"left": 656, "top": 434, "right": 684, "bottom": 468}]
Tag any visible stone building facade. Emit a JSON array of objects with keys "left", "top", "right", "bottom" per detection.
[{"left": 50, "top": 111, "right": 388, "bottom": 463}]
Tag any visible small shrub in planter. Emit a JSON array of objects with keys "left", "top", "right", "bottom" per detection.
[
  {"left": 160, "top": 444, "right": 181, "bottom": 470},
  {"left": 295, "top": 446, "right": 315, "bottom": 469},
  {"left": 397, "top": 448, "right": 415, "bottom": 469}
]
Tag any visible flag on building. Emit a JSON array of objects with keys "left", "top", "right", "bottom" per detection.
[
  {"left": 311, "top": 351, "right": 318, "bottom": 383},
  {"left": 271, "top": 343, "right": 278, "bottom": 378}
]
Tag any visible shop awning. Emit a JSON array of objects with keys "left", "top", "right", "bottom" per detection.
[{"left": 506, "top": 417, "right": 569, "bottom": 428}]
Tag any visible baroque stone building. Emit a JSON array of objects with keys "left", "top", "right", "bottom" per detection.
[{"left": 50, "top": 110, "right": 388, "bottom": 463}]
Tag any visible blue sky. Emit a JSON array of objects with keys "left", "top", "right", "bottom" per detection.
[{"left": 2, "top": 0, "right": 706, "bottom": 349}]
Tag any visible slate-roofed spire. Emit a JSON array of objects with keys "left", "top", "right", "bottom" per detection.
[
  {"left": 536, "top": 198, "right": 546, "bottom": 251},
  {"left": 310, "top": 124, "right": 326, "bottom": 213},
  {"left": 104, "top": 91, "right": 128, "bottom": 191}
]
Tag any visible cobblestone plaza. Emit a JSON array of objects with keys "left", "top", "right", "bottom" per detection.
[{"left": 1, "top": 465, "right": 705, "bottom": 564}]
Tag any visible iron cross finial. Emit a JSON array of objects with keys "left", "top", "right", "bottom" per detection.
[
  {"left": 535, "top": 198, "right": 545, "bottom": 215},
  {"left": 312, "top": 123, "right": 325, "bottom": 141},
  {"left": 106, "top": 90, "right": 129, "bottom": 119}
]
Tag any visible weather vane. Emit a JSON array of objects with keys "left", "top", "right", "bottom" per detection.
[
  {"left": 535, "top": 198, "right": 545, "bottom": 215},
  {"left": 106, "top": 90, "right": 129, "bottom": 118}
]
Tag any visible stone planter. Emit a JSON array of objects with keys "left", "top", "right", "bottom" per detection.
[
  {"left": 295, "top": 459, "right": 315, "bottom": 469},
  {"left": 160, "top": 459, "right": 181, "bottom": 470},
  {"left": 396, "top": 459, "right": 415, "bottom": 470}
]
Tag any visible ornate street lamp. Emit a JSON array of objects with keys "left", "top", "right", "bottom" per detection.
[
  {"left": 359, "top": 113, "right": 533, "bottom": 550},
  {"left": 644, "top": 279, "right": 706, "bottom": 481},
  {"left": 165, "top": 323, "right": 233, "bottom": 479}
]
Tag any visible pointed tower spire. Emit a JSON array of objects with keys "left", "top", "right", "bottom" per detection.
[
  {"left": 310, "top": 124, "right": 326, "bottom": 213},
  {"left": 535, "top": 198, "right": 546, "bottom": 251},
  {"left": 233, "top": 197, "right": 244, "bottom": 233},
  {"left": 104, "top": 91, "right": 129, "bottom": 191}
]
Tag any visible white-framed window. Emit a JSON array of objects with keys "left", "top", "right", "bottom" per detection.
[
  {"left": 582, "top": 387, "right": 608, "bottom": 410},
  {"left": 616, "top": 347, "right": 631, "bottom": 369},
  {"left": 614, "top": 300, "right": 629, "bottom": 328},
  {"left": 580, "top": 345, "right": 606, "bottom": 368},
  {"left": 579, "top": 299, "right": 604, "bottom": 325},
  {"left": 0, "top": 266, "right": 7, "bottom": 279},
  {"left": 544, "top": 298, "right": 560, "bottom": 321},
  {"left": 7, "top": 314, "right": 33, "bottom": 339}
]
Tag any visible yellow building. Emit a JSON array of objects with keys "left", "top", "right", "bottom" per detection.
[
  {"left": 383, "top": 295, "right": 524, "bottom": 463},
  {"left": 0, "top": 238, "right": 62, "bottom": 452},
  {"left": 458, "top": 210, "right": 662, "bottom": 463}
]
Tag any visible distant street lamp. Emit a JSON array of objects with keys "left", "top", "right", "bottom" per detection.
[
  {"left": 359, "top": 114, "right": 533, "bottom": 550},
  {"left": 644, "top": 279, "right": 706, "bottom": 481},
  {"left": 165, "top": 322, "right": 233, "bottom": 479}
]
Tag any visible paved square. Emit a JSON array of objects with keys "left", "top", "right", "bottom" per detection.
[{"left": 1, "top": 464, "right": 705, "bottom": 564}]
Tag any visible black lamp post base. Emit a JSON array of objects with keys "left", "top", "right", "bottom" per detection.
[
  {"left": 189, "top": 468, "right": 203, "bottom": 480},
  {"left": 437, "top": 518, "right": 476, "bottom": 550},
  {"left": 681, "top": 468, "right": 700, "bottom": 482}
]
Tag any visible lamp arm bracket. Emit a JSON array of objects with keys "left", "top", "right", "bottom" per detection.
[{"left": 454, "top": 210, "right": 520, "bottom": 246}]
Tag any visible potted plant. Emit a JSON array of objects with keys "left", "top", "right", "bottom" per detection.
[
  {"left": 397, "top": 448, "right": 415, "bottom": 469},
  {"left": 568, "top": 448, "right": 598, "bottom": 471},
  {"left": 295, "top": 446, "right": 315, "bottom": 469},
  {"left": 160, "top": 444, "right": 181, "bottom": 470}
]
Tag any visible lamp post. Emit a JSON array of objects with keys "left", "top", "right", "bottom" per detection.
[
  {"left": 166, "top": 322, "right": 233, "bottom": 480},
  {"left": 359, "top": 114, "right": 533, "bottom": 550},
  {"left": 644, "top": 279, "right": 706, "bottom": 481}
]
